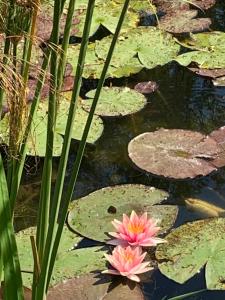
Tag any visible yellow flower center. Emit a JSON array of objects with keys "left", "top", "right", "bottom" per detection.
[
  {"left": 127, "top": 223, "right": 144, "bottom": 235},
  {"left": 123, "top": 252, "right": 134, "bottom": 262}
]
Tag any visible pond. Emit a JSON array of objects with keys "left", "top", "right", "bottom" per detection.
[{"left": 6, "top": 0, "right": 225, "bottom": 299}]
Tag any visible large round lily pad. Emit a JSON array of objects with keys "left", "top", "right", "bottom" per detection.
[
  {"left": 95, "top": 27, "right": 180, "bottom": 70},
  {"left": 68, "top": 184, "right": 178, "bottom": 243},
  {"left": 156, "top": 218, "right": 225, "bottom": 290},
  {"left": 128, "top": 129, "right": 220, "bottom": 179},
  {"left": 47, "top": 274, "right": 144, "bottom": 300},
  {"left": 176, "top": 32, "right": 225, "bottom": 69},
  {"left": 209, "top": 126, "right": 225, "bottom": 168},
  {"left": 16, "top": 227, "right": 106, "bottom": 287},
  {"left": 83, "top": 87, "right": 147, "bottom": 117},
  {"left": 0, "top": 93, "right": 104, "bottom": 156}
]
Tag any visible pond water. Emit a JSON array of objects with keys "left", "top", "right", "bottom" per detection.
[{"left": 15, "top": 1, "right": 225, "bottom": 299}]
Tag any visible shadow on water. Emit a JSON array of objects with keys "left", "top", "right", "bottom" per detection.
[{"left": 14, "top": 1, "right": 225, "bottom": 299}]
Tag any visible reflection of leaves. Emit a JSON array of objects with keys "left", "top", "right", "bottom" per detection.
[
  {"left": 128, "top": 129, "right": 220, "bottom": 179},
  {"left": 68, "top": 184, "right": 178, "bottom": 242},
  {"left": 156, "top": 218, "right": 225, "bottom": 290}
]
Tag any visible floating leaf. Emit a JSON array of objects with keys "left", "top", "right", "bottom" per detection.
[
  {"left": 83, "top": 87, "right": 147, "bottom": 117},
  {"left": 158, "top": 10, "right": 211, "bottom": 34},
  {"left": 209, "top": 126, "right": 225, "bottom": 168},
  {"left": 188, "top": 68, "right": 225, "bottom": 79},
  {"left": 128, "top": 129, "right": 220, "bottom": 179},
  {"left": 134, "top": 81, "right": 158, "bottom": 94},
  {"left": 47, "top": 274, "right": 144, "bottom": 300},
  {"left": 176, "top": 32, "right": 225, "bottom": 69},
  {"left": 95, "top": 27, "right": 180, "bottom": 70},
  {"left": 68, "top": 184, "right": 178, "bottom": 242},
  {"left": 156, "top": 218, "right": 225, "bottom": 290},
  {"left": 0, "top": 93, "right": 104, "bottom": 156},
  {"left": 185, "top": 198, "right": 225, "bottom": 218},
  {"left": 213, "top": 76, "right": 225, "bottom": 86},
  {"left": 75, "top": 1, "right": 139, "bottom": 37},
  {"left": 16, "top": 227, "right": 106, "bottom": 287}
]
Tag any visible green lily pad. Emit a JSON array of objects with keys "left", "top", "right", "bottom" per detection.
[
  {"left": 128, "top": 129, "right": 220, "bottom": 179},
  {"left": 156, "top": 218, "right": 225, "bottom": 290},
  {"left": 0, "top": 93, "right": 104, "bottom": 156},
  {"left": 16, "top": 227, "right": 106, "bottom": 287},
  {"left": 176, "top": 32, "right": 225, "bottom": 69},
  {"left": 67, "top": 44, "right": 143, "bottom": 79},
  {"left": 75, "top": 1, "right": 139, "bottom": 37},
  {"left": 95, "top": 27, "right": 180, "bottom": 70},
  {"left": 67, "top": 184, "right": 178, "bottom": 243},
  {"left": 83, "top": 87, "right": 147, "bottom": 117}
]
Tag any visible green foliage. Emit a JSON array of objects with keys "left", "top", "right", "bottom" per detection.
[
  {"left": 156, "top": 218, "right": 225, "bottom": 290},
  {"left": 68, "top": 184, "right": 178, "bottom": 242}
]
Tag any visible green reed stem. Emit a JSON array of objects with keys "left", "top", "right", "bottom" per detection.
[
  {"left": 0, "top": 154, "right": 23, "bottom": 300},
  {"left": 47, "top": 0, "right": 130, "bottom": 288},
  {"left": 37, "top": 0, "right": 95, "bottom": 295},
  {"left": 36, "top": 0, "right": 62, "bottom": 266},
  {"left": 57, "top": 0, "right": 77, "bottom": 90}
]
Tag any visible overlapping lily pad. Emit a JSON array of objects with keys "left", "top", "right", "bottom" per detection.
[
  {"left": 83, "top": 87, "right": 147, "bottom": 117},
  {"left": 68, "top": 184, "right": 178, "bottom": 242},
  {"left": 156, "top": 218, "right": 225, "bottom": 290},
  {"left": 0, "top": 93, "right": 104, "bottom": 156},
  {"left": 158, "top": 10, "right": 211, "bottom": 34},
  {"left": 209, "top": 126, "right": 225, "bottom": 168},
  {"left": 128, "top": 129, "right": 220, "bottom": 179},
  {"left": 47, "top": 274, "right": 144, "bottom": 300},
  {"left": 176, "top": 32, "right": 225, "bottom": 69},
  {"left": 96, "top": 27, "right": 180, "bottom": 70},
  {"left": 16, "top": 227, "right": 106, "bottom": 287}
]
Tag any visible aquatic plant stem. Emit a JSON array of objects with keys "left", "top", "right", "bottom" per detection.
[
  {"left": 36, "top": 0, "right": 96, "bottom": 296},
  {"left": 47, "top": 0, "right": 130, "bottom": 288},
  {"left": 36, "top": 0, "right": 62, "bottom": 265},
  {"left": 0, "top": 154, "right": 23, "bottom": 300}
]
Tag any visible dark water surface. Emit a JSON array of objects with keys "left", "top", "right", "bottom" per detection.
[{"left": 16, "top": 1, "right": 225, "bottom": 299}]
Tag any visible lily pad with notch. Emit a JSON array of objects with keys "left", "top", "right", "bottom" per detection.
[
  {"left": 128, "top": 129, "right": 220, "bottom": 179},
  {"left": 67, "top": 184, "right": 178, "bottom": 243},
  {"left": 83, "top": 87, "right": 147, "bottom": 117},
  {"left": 156, "top": 218, "right": 225, "bottom": 290}
]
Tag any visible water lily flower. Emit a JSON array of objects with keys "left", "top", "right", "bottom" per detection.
[
  {"left": 108, "top": 210, "right": 166, "bottom": 247},
  {"left": 102, "top": 245, "right": 152, "bottom": 282}
]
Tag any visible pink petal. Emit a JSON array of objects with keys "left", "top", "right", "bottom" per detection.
[
  {"left": 130, "top": 261, "right": 151, "bottom": 274},
  {"left": 112, "top": 219, "right": 123, "bottom": 231},
  {"left": 130, "top": 211, "right": 138, "bottom": 223},
  {"left": 108, "top": 232, "right": 121, "bottom": 239},
  {"left": 122, "top": 213, "right": 130, "bottom": 225},
  {"left": 107, "top": 239, "right": 128, "bottom": 246},
  {"left": 140, "top": 212, "right": 148, "bottom": 223},
  {"left": 127, "top": 274, "right": 140, "bottom": 282}
]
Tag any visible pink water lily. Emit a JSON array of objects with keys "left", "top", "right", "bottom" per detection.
[
  {"left": 102, "top": 245, "right": 152, "bottom": 282},
  {"left": 108, "top": 210, "right": 166, "bottom": 247}
]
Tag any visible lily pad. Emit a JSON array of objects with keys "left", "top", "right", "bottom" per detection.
[
  {"left": 134, "top": 81, "right": 159, "bottom": 94},
  {"left": 68, "top": 184, "right": 178, "bottom": 243},
  {"left": 83, "top": 87, "right": 147, "bottom": 117},
  {"left": 158, "top": 10, "right": 211, "bottom": 34},
  {"left": 128, "top": 129, "right": 220, "bottom": 179},
  {"left": 156, "top": 218, "right": 225, "bottom": 290},
  {"left": 47, "top": 274, "right": 144, "bottom": 300},
  {"left": 176, "top": 32, "right": 225, "bottom": 69},
  {"left": 0, "top": 93, "right": 104, "bottom": 156},
  {"left": 209, "top": 126, "right": 225, "bottom": 168},
  {"left": 74, "top": 1, "right": 139, "bottom": 38},
  {"left": 16, "top": 227, "right": 106, "bottom": 287},
  {"left": 95, "top": 27, "right": 180, "bottom": 70}
]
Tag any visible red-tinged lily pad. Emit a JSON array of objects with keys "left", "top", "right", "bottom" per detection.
[
  {"left": 209, "top": 127, "right": 225, "bottom": 168},
  {"left": 189, "top": 68, "right": 225, "bottom": 79},
  {"left": 134, "top": 81, "right": 158, "bottom": 94},
  {"left": 68, "top": 184, "right": 178, "bottom": 243},
  {"left": 47, "top": 274, "right": 144, "bottom": 300},
  {"left": 153, "top": 0, "right": 189, "bottom": 13},
  {"left": 128, "top": 129, "right": 220, "bottom": 179},
  {"left": 190, "top": 0, "right": 216, "bottom": 10},
  {"left": 158, "top": 10, "right": 211, "bottom": 34}
]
